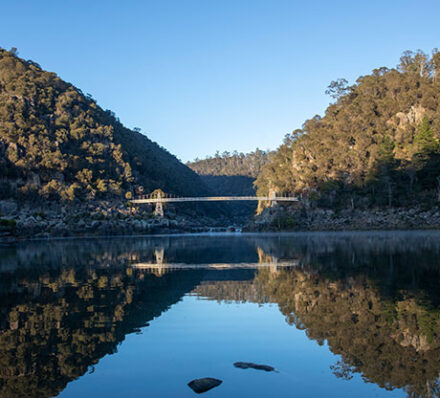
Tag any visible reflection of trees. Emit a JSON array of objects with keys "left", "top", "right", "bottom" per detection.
[
  {"left": 247, "top": 232, "right": 440, "bottom": 305},
  {"left": 255, "top": 268, "right": 440, "bottom": 398},
  {"left": 189, "top": 232, "right": 440, "bottom": 398},
  {"left": 195, "top": 261, "right": 440, "bottom": 397},
  {"left": 3, "top": 232, "right": 440, "bottom": 397},
  {"left": 192, "top": 280, "right": 266, "bottom": 304},
  {"left": 0, "top": 266, "right": 203, "bottom": 398}
]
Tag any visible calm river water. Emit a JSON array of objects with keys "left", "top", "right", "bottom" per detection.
[{"left": 1, "top": 231, "right": 440, "bottom": 397}]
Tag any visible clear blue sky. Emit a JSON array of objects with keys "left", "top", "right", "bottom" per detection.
[{"left": 1, "top": 0, "right": 440, "bottom": 162}]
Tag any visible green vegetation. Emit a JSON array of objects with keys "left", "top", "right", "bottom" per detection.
[
  {"left": 0, "top": 48, "right": 208, "bottom": 203},
  {"left": 188, "top": 149, "right": 272, "bottom": 196},
  {"left": 188, "top": 149, "right": 272, "bottom": 178},
  {"left": 188, "top": 150, "right": 273, "bottom": 219},
  {"left": 256, "top": 49, "right": 440, "bottom": 209}
]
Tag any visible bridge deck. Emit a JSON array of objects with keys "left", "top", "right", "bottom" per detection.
[
  {"left": 131, "top": 196, "right": 298, "bottom": 203},
  {"left": 131, "top": 261, "right": 299, "bottom": 270}
]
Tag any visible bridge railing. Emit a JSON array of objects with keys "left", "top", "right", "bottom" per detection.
[
  {"left": 130, "top": 195, "right": 299, "bottom": 203},
  {"left": 129, "top": 192, "right": 299, "bottom": 216}
]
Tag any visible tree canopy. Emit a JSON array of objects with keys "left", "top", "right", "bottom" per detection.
[
  {"left": 187, "top": 149, "right": 272, "bottom": 178},
  {"left": 0, "top": 48, "right": 208, "bottom": 203},
  {"left": 256, "top": 49, "right": 440, "bottom": 209}
]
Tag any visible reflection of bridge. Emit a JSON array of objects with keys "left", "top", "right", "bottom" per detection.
[
  {"left": 132, "top": 261, "right": 299, "bottom": 270},
  {"left": 131, "top": 261, "right": 298, "bottom": 276},
  {"left": 130, "top": 247, "right": 299, "bottom": 276},
  {"left": 130, "top": 191, "right": 299, "bottom": 217}
]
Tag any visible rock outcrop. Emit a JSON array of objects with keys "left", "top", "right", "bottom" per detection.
[{"left": 248, "top": 205, "right": 440, "bottom": 232}]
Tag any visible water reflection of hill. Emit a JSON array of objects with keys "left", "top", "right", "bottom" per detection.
[
  {"left": 0, "top": 264, "right": 204, "bottom": 398},
  {"left": 195, "top": 272, "right": 440, "bottom": 397},
  {"left": 0, "top": 236, "right": 264, "bottom": 398},
  {"left": 2, "top": 232, "right": 440, "bottom": 398},
  {"left": 192, "top": 280, "right": 268, "bottom": 304},
  {"left": 255, "top": 268, "right": 440, "bottom": 398},
  {"left": 191, "top": 232, "right": 440, "bottom": 398}
]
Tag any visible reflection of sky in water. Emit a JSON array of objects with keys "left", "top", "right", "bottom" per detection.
[
  {"left": 59, "top": 296, "right": 403, "bottom": 398},
  {"left": 2, "top": 232, "right": 440, "bottom": 397}
]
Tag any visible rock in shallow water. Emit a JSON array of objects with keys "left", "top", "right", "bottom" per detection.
[
  {"left": 234, "top": 362, "right": 275, "bottom": 372},
  {"left": 187, "top": 377, "right": 222, "bottom": 394}
]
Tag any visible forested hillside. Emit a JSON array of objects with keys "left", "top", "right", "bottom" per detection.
[
  {"left": 0, "top": 48, "right": 207, "bottom": 203},
  {"left": 256, "top": 50, "right": 440, "bottom": 209},
  {"left": 187, "top": 149, "right": 272, "bottom": 196},
  {"left": 188, "top": 149, "right": 271, "bottom": 178}
]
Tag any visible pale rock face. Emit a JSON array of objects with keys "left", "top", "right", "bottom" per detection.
[
  {"left": 397, "top": 329, "right": 431, "bottom": 352},
  {"left": 393, "top": 105, "right": 426, "bottom": 128},
  {"left": 28, "top": 172, "right": 41, "bottom": 188}
]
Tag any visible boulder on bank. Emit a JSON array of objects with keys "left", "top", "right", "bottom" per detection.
[{"left": 187, "top": 377, "right": 222, "bottom": 394}]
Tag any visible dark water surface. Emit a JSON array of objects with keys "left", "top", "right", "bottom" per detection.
[{"left": 1, "top": 231, "right": 440, "bottom": 397}]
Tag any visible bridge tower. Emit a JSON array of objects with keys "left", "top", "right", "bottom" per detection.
[
  {"left": 153, "top": 190, "right": 164, "bottom": 217},
  {"left": 155, "top": 201, "right": 164, "bottom": 217},
  {"left": 268, "top": 188, "right": 278, "bottom": 207},
  {"left": 154, "top": 248, "right": 165, "bottom": 265}
]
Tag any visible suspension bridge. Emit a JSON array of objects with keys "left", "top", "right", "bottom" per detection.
[{"left": 129, "top": 191, "right": 299, "bottom": 217}]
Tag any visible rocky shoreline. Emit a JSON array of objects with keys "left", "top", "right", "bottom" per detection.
[
  {"left": 0, "top": 200, "right": 235, "bottom": 242},
  {"left": 3, "top": 199, "right": 440, "bottom": 242},
  {"left": 247, "top": 206, "right": 440, "bottom": 232}
]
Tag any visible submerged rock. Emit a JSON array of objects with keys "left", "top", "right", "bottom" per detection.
[
  {"left": 234, "top": 362, "right": 275, "bottom": 372},
  {"left": 187, "top": 377, "right": 222, "bottom": 394}
]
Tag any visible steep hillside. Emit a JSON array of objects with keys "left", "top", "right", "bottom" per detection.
[
  {"left": 187, "top": 149, "right": 273, "bottom": 220},
  {"left": 188, "top": 149, "right": 271, "bottom": 179},
  {"left": 256, "top": 50, "right": 440, "bottom": 209},
  {"left": 0, "top": 48, "right": 208, "bottom": 203},
  {"left": 187, "top": 149, "right": 272, "bottom": 196}
]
